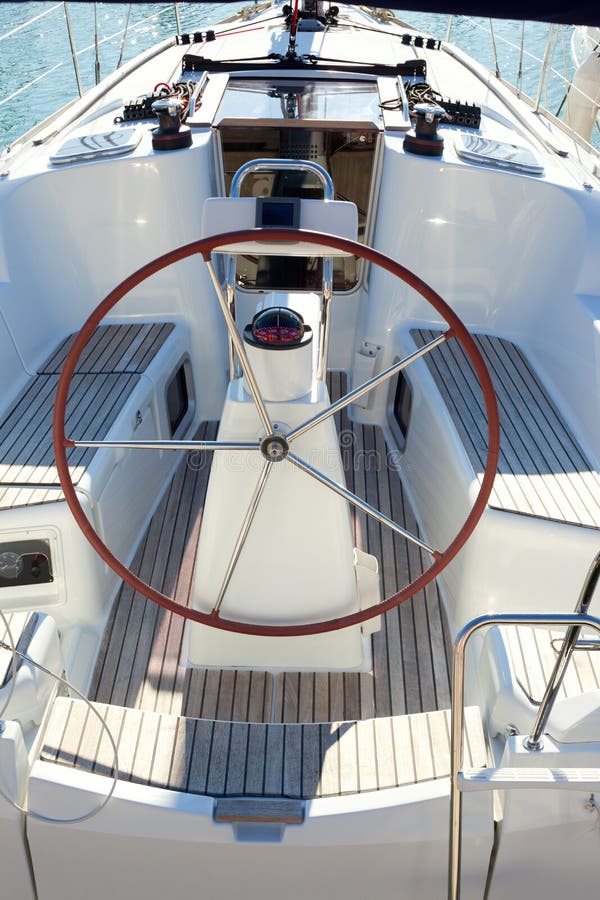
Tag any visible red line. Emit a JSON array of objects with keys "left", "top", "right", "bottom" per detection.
[{"left": 290, "top": 0, "right": 300, "bottom": 39}]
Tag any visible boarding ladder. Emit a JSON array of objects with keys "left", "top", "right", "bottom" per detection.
[{"left": 448, "top": 550, "right": 600, "bottom": 900}]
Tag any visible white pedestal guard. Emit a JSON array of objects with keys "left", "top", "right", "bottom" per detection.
[{"left": 184, "top": 378, "right": 380, "bottom": 671}]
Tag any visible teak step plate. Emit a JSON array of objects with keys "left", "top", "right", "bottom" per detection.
[{"left": 214, "top": 798, "right": 304, "bottom": 824}]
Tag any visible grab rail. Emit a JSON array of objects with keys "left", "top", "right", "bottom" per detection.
[
  {"left": 449, "top": 556, "right": 600, "bottom": 900},
  {"left": 526, "top": 551, "right": 600, "bottom": 750}
]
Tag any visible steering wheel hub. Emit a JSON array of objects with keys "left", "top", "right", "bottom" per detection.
[{"left": 260, "top": 433, "right": 289, "bottom": 462}]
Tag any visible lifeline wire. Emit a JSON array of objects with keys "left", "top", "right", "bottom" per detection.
[{"left": 0, "top": 607, "right": 120, "bottom": 825}]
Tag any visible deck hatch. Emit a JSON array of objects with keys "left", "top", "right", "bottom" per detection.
[{"left": 215, "top": 78, "right": 382, "bottom": 129}]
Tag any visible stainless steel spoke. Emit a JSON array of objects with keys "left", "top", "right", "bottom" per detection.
[
  {"left": 205, "top": 258, "right": 273, "bottom": 436},
  {"left": 212, "top": 460, "right": 272, "bottom": 615},
  {"left": 287, "top": 332, "right": 450, "bottom": 443},
  {"left": 288, "top": 452, "right": 436, "bottom": 556},
  {"left": 69, "top": 440, "right": 260, "bottom": 452}
]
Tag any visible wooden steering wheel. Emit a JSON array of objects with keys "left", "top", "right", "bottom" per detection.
[{"left": 53, "top": 228, "right": 500, "bottom": 636}]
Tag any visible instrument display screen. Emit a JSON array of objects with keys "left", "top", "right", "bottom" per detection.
[{"left": 256, "top": 197, "right": 301, "bottom": 228}]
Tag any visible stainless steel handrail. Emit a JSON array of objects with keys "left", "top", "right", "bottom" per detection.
[
  {"left": 226, "top": 158, "right": 335, "bottom": 381},
  {"left": 229, "top": 158, "right": 335, "bottom": 205},
  {"left": 449, "top": 602, "right": 600, "bottom": 899},
  {"left": 526, "top": 551, "right": 600, "bottom": 750}
]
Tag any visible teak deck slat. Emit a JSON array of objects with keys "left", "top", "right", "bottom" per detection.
[
  {"left": 412, "top": 329, "right": 600, "bottom": 529},
  {"left": 0, "top": 322, "right": 175, "bottom": 511},
  {"left": 40, "top": 322, "right": 175, "bottom": 374},
  {"left": 41, "top": 697, "right": 487, "bottom": 798},
  {"left": 502, "top": 624, "right": 600, "bottom": 702},
  {"left": 91, "top": 378, "right": 452, "bottom": 723}
]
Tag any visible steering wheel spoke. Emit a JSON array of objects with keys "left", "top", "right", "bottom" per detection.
[
  {"left": 205, "top": 258, "right": 273, "bottom": 437},
  {"left": 211, "top": 460, "right": 272, "bottom": 616},
  {"left": 67, "top": 439, "right": 260, "bottom": 452},
  {"left": 286, "top": 332, "right": 451, "bottom": 444},
  {"left": 287, "top": 452, "right": 437, "bottom": 557}
]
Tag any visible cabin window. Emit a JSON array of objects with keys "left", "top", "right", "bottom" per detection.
[
  {"left": 393, "top": 372, "right": 412, "bottom": 444},
  {"left": 166, "top": 363, "right": 190, "bottom": 436}
]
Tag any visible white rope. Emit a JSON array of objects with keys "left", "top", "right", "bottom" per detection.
[{"left": 0, "top": 607, "right": 120, "bottom": 825}]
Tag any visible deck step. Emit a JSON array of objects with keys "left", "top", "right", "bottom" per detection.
[
  {"left": 459, "top": 766, "right": 600, "bottom": 792},
  {"left": 214, "top": 798, "right": 304, "bottom": 824}
]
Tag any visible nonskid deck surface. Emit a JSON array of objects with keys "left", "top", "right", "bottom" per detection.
[{"left": 90, "top": 373, "right": 453, "bottom": 724}]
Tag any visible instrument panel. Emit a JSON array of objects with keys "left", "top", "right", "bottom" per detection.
[{"left": 0, "top": 539, "right": 53, "bottom": 588}]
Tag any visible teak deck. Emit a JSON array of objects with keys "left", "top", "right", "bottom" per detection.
[
  {"left": 413, "top": 329, "right": 600, "bottom": 529},
  {"left": 502, "top": 624, "right": 600, "bottom": 702},
  {"left": 31, "top": 327, "right": 600, "bottom": 797},
  {"left": 0, "top": 323, "right": 174, "bottom": 511},
  {"left": 39, "top": 373, "right": 473, "bottom": 796},
  {"left": 41, "top": 698, "right": 487, "bottom": 798},
  {"left": 90, "top": 372, "right": 453, "bottom": 724}
]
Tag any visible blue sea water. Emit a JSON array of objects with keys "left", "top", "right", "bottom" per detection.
[{"left": 0, "top": 2, "right": 580, "bottom": 147}]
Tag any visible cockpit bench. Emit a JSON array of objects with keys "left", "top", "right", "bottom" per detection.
[
  {"left": 412, "top": 329, "right": 600, "bottom": 529},
  {"left": 0, "top": 323, "right": 174, "bottom": 511}
]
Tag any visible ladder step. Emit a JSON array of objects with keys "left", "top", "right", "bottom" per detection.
[{"left": 459, "top": 767, "right": 600, "bottom": 792}]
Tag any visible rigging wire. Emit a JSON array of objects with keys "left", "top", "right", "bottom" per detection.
[
  {"left": 116, "top": 4, "right": 132, "bottom": 69},
  {"left": 63, "top": 2, "right": 83, "bottom": 98},
  {"left": 516, "top": 21, "right": 525, "bottom": 94},
  {"left": 0, "top": 606, "right": 119, "bottom": 825},
  {"left": 94, "top": 1, "right": 101, "bottom": 86},
  {"left": 489, "top": 18, "right": 501, "bottom": 79}
]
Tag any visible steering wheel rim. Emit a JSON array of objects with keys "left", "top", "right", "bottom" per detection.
[{"left": 53, "top": 228, "right": 500, "bottom": 636}]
